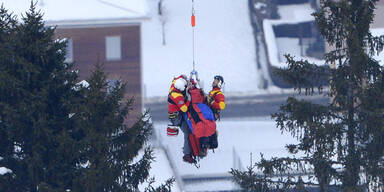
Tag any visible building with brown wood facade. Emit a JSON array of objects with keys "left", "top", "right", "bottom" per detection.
[
  {"left": 55, "top": 25, "right": 143, "bottom": 125},
  {"left": 2, "top": 0, "right": 149, "bottom": 125}
]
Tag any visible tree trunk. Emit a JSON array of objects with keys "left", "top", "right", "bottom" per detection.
[{"left": 343, "top": 81, "right": 360, "bottom": 192}]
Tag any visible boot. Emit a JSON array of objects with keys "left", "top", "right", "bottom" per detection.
[
  {"left": 199, "top": 147, "right": 208, "bottom": 157},
  {"left": 199, "top": 137, "right": 210, "bottom": 150},
  {"left": 209, "top": 132, "right": 218, "bottom": 149},
  {"left": 183, "top": 154, "right": 197, "bottom": 164},
  {"left": 167, "top": 125, "right": 179, "bottom": 136}
]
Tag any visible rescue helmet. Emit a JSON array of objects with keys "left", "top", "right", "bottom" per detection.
[
  {"left": 214, "top": 75, "right": 224, "bottom": 88},
  {"left": 174, "top": 78, "right": 187, "bottom": 91}
]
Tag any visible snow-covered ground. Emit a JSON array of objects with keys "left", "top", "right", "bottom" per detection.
[
  {"left": 154, "top": 119, "right": 298, "bottom": 175},
  {"left": 152, "top": 118, "right": 299, "bottom": 190},
  {"left": 138, "top": 148, "right": 181, "bottom": 192},
  {"left": 142, "top": 0, "right": 259, "bottom": 97},
  {"left": 184, "top": 179, "right": 239, "bottom": 192}
]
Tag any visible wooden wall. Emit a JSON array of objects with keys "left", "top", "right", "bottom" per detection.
[{"left": 55, "top": 25, "right": 142, "bottom": 126}]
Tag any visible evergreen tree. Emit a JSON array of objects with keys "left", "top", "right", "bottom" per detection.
[
  {"left": 0, "top": 3, "right": 173, "bottom": 191},
  {"left": 70, "top": 63, "right": 174, "bottom": 192},
  {"left": 0, "top": 3, "right": 79, "bottom": 191},
  {"left": 231, "top": 0, "right": 384, "bottom": 191},
  {"left": 0, "top": 4, "right": 19, "bottom": 191}
]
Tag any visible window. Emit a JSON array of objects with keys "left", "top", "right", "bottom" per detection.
[
  {"left": 65, "top": 38, "right": 73, "bottom": 63},
  {"left": 106, "top": 36, "right": 122, "bottom": 61}
]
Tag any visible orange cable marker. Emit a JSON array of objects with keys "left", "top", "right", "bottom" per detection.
[{"left": 191, "top": 15, "right": 196, "bottom": 27}]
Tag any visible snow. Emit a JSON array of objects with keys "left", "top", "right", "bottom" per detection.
[
  {"left": 153, "top": 119, "right": 298, "bottom": 176},
  {"left": 275, "top": 37, "right": 322, "bottom": 65},
  {"left": 370, "top": 28, "right": 384, "bottom": 65},
  {"left": 255, "top": 2, "right": 267, "bottom": 10},
  {"left": 14, "top": 144, "right": 21, "bottom": 153},
  {"left": 0, "top": 0, "right": 148, "bottom": 24},
  {"left": 79, "top": 160, "right": 90, "bottom": 168},
  {"left": 151, "top": 119, "right": 301, "bottom": 191},
  {"left": 263, "top": 3, "right": 324, "bottom": 68},
  {"left": 0, "top": 167, "right": 12, "bottom": 175},
  {"left": 277, "top": 3, "right": 314, "bottom": 20},
  {"left": 142, "top": 0, "right": 259, "bottom": 97},
  {"left": 72, "top": 80, "right": 89, "bottom": 91},
  {"left": 77, "top": 80, "right": 89, "bottom": 88},
  {"left": 184, "top": 179, "right": 239, "bottom": 192},
  {"left": 68, "top": 113, "right": 75, "bottom": 119},
  {"left": 276, "top": 38, "right": 303, "bottom": 62},
  {"left": 138, "top": 148, "right": 181, "bottom": 192}
]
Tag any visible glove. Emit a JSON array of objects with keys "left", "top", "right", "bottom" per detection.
[{"left": 167, "top": 125, "right": 179, "bottom": 136}]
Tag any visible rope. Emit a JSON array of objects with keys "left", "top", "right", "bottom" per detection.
[
  {"left": 193, "top": 27, "right": 195, "bottom": 71},
  {"left": 192, "top": 0, "right": 196, "bottom": 71}
]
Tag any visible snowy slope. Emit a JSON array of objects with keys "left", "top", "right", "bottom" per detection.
[
  {"left": 153, "top": 119, "right": 298, "bottom": 177},
  {"left": 142, "top": 0, "right": 259, "bottom": 97}
]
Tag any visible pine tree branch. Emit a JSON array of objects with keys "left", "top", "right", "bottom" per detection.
[{"left": 274, "top": 55, "right": 329, "bottom": 95}]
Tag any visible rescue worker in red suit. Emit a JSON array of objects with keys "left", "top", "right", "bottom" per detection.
[
  {"left": 204, "top": 75, "right": 225, "bottom": 151},
  {"left": 169, "top": 74, "right": 187, "bottom": 94},
  {"left": 167, "top": 76, "right": 196, "bottom": 164},
  {"left": 207, "top": 75, "right": 226, "bottom": 120}
]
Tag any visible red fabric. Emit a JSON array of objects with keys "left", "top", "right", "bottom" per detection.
[
  {"left": 168, "top": 89, "right": 190, "bottom": 113},
  {"left": 189, "top": 87, "right": 204, "bottom": 104},
  {"left": 187, "top": 88, "right": 216, "bottom": 139},
  {"left": 189, "top": 106, "right": 216, "bottom": 138},
  {"left": 209, "top": 87, "right": 225, "bottom": 110},
  {"left": 189, "top": 133, "right": 200, "bottom": 157}
]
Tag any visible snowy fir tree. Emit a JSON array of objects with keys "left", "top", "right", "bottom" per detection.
[
  {"left": 231, "top": 0, "right": 384, "bottom": 191},
  {"left": 0, "top": 3, "right": 173, "bottom": 192}
]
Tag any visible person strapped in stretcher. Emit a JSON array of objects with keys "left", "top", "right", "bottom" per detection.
[{"left": 167, "top": 73, "right": 222, "bottom": 165}]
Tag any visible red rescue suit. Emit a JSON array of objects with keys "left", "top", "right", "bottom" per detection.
[
  {"left": 208, "top": 87, "right": 225, "bottom": 111},
  {"left": 168, "top": 89, "right": 190, "bottom": 114},
  {"left": 186, "top": 88, "right": 216, "bottom": 139}
]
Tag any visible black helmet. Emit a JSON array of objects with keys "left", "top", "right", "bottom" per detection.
[
  {"left": 214, "top": 75, "right": 224, "bottom": 88},
  {"left": 214, "top": 75, "right": 224, "bottom": 83}
]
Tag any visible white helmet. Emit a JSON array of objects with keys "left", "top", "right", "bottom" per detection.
[{"left": 174, "top": 78, "right": 187, "bottom": 91}]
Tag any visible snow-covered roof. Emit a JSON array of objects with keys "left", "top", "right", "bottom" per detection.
[
  {"left": 277, "top": 3, "right": 314, "bottom": 20},
  {"left": 1, "top": 0, "right": 149, "bottom": 27},
  {"left": 263, "top": 3, "right": 324, "bottom": 68}
]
